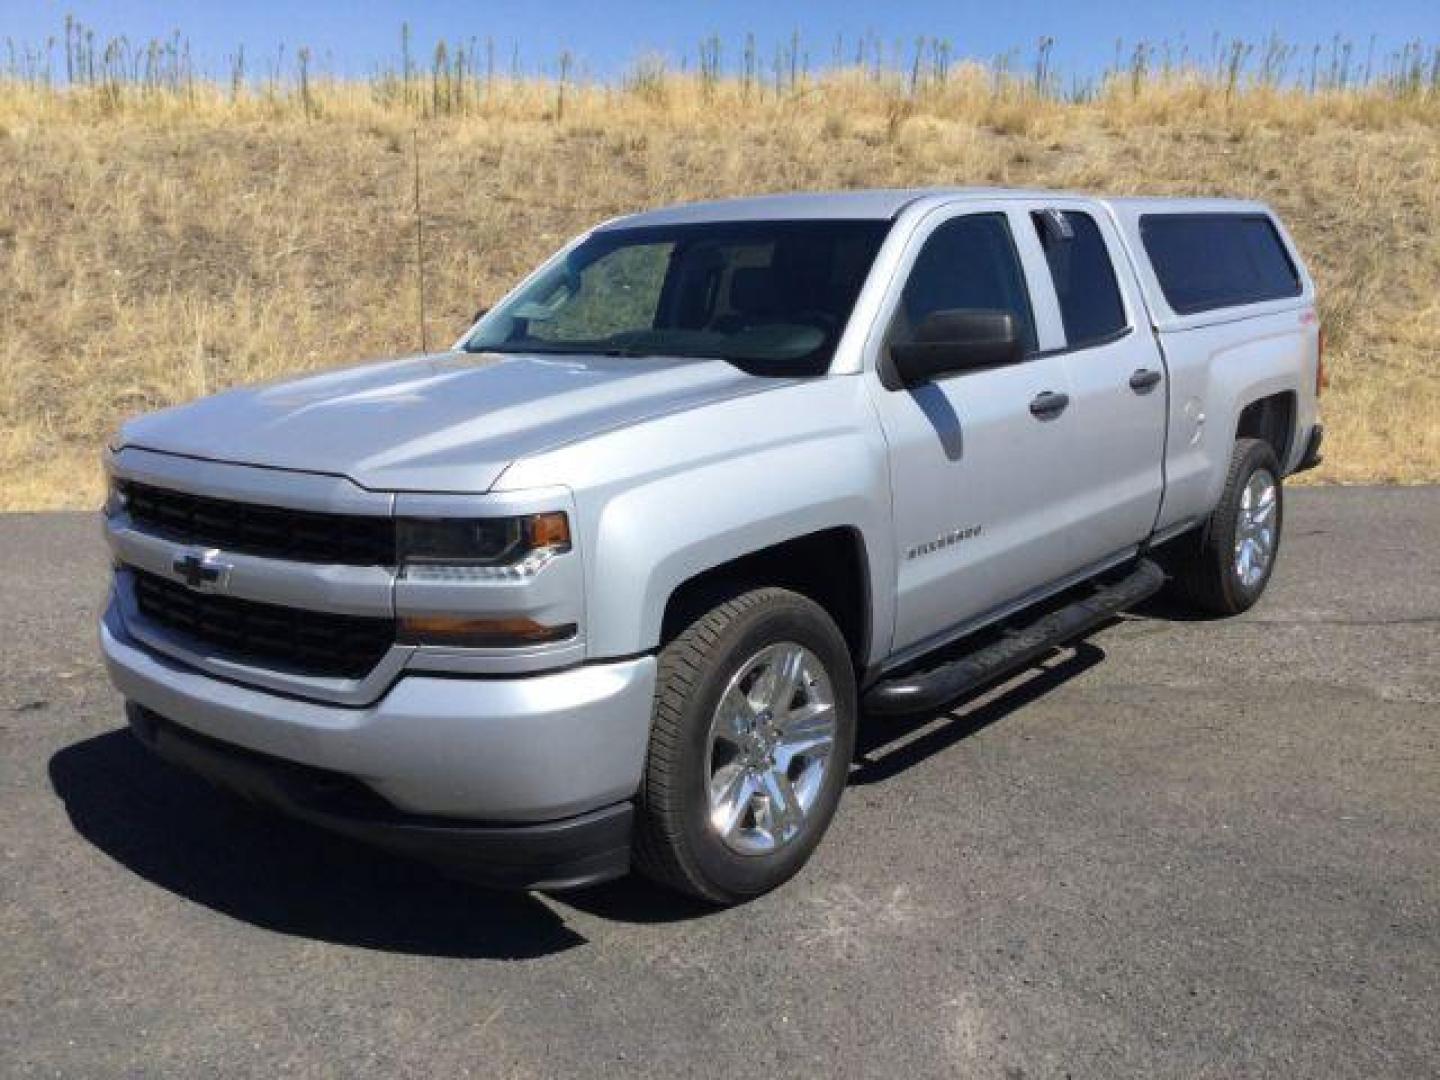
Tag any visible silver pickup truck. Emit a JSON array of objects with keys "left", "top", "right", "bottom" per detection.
[{"left": 101, "top": 188, "right": 1324, "bottom": 903}]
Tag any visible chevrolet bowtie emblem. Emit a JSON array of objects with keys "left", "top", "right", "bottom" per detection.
[{"left": 172, "top": 550, "right": 231, "bottom": 592}]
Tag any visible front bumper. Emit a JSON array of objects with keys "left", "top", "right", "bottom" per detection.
[
  {"left": 102, "top": 597, "right": 656, "bottom": 883},
  {"left": 127, "top": 704, "right": 633, "bottom": 890}
]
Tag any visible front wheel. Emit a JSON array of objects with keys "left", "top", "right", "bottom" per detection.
[
  {"left": 633, "top": 588, "right": 857, "bottom": 904},
  {"left": 1166, "top": 437, "right": 1284, "bottom": 615}
]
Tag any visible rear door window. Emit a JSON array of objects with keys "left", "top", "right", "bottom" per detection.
[
  {"left": 1140, "top": 213, "right": 1301, "bottom": 315},
  {"left": 1032, "top": 210, "right": 1128, "bottom": 349}
]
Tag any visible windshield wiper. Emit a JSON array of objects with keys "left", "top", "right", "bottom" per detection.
[
  {"left": 464, "top": 343, "right": 591, "bottom": 356},
  {"left": 599, "top": 347, "right": 659, "bottom": 358},
  {"left": 465, "top": 341, "right": 667, "bottom": 358}
]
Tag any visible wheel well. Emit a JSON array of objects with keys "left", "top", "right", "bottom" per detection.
[
  {"left": 660, "top": 528, "right": 870, "bottom": 670},
  {"left": 1236, "top": 391, "right": 1296, "bottom": 466}
]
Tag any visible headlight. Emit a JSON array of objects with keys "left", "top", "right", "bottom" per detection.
[
  {"left": 397, "top": 511, "right": 571, "bottom": 579},
  {"left": 396, "top": 511, "right": 576, "bottom": 647}
]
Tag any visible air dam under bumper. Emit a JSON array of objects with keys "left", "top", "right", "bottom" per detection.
[
  {"left": 128, "top": 704, "right": 633, "bottom": 890},
  {"left": 101, "top": 600, "right": 657, "bottom": 889}
]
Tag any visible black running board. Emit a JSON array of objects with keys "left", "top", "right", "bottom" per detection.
[{"left": 864, "top": 558, "right": 1166, "bottom": 716}]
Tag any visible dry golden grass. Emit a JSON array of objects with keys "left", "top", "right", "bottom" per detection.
[{"left": 1, "top": 70, "right": 1437, "bottom": 509}]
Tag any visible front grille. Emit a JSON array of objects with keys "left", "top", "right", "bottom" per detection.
[
  {"left": 122, "top": 481, "right": 395, "bottom": 566},
  {"left": 131, "top": 569, "right": 394, "bottom": 679}
]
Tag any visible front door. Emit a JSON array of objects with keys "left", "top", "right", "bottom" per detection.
[{"left": 866, "top": 203, "right": 1081, "bottom": 657}]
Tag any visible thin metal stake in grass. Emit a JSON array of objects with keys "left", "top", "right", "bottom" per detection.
[{"left": 413, "top": 127, "right": 428, "bottom": 353}]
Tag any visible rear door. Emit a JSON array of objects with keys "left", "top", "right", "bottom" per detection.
[{"left": 1026, "top": 201, "right": 1168, "bottom": 563}]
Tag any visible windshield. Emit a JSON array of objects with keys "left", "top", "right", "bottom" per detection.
[{"left": 463, "top": 219, "right": 891, "bottom": 375}]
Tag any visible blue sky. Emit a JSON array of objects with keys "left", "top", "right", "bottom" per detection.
[{"left": 5, "top": 0, "right": 1437, "bottom": 83}]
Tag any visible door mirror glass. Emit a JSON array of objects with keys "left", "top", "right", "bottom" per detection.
[{"left": 890, "top": 309, "right": 1022, "bottom": 386}]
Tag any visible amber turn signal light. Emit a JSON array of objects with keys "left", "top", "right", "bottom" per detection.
[
  {"left": 528, "top": 511, "right": 571, "bottom": 551},
  {"left": 398, "top": 615, "right": 576, "bottom": 648}
]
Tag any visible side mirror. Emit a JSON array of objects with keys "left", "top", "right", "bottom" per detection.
[{"left": 890, "top": 309, "right": 1022, "bottom": 388}]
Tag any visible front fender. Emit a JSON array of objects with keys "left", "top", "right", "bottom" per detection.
[
  {"left": 589, "top": 433, "right": 892, "bottom": 661},
  {"left": 500, "top": 377, "right": 896, "bottom": 665}
]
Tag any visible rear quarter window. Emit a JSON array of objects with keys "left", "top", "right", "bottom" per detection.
[{"left": 1140, "top": 213, "right": 1301, "bottom": 315}]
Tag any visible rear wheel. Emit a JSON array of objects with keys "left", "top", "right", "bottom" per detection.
[
  {"left": 633, "top": 588, "right": 857, "bottom": 904},
  {"left": 1167, "top": 437, "right": 1283, "bottom": 615}
]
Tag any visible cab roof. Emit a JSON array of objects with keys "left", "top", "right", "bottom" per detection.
[
  {"left": 598, "top": 188, "right": 1065, "bottom": 229},
  {"left": 599, "top": 188, "right": 1271, "bottom": 230}
]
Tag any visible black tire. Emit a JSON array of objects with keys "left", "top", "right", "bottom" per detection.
[
  {"left": 1167, "top": 437, "right": 1284, "bottom": 615},
  {"left": 633, "top": 588, "right": 857, "bottom": 904}
]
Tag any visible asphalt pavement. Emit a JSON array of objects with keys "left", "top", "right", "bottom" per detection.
[{"left": 2, "top": 487, "right": 1437, "bottom": 1078}]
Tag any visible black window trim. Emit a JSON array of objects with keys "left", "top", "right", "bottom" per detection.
[
  {"left": 1138, "top": 211, "right": 1303, "bottom": 317},
  {"left": 1032, "top": 324, "right": 1134, "bottom": 360}
]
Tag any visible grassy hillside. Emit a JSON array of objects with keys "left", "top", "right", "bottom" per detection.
[{"left": 1, "top": 69, "right": 1437, "bottom": 508}]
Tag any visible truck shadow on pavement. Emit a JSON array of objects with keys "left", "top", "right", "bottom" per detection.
[
  {"left": 850, "top": 640, "right": 1108, "bottom": 785},
  {"left": 48, "top": 729, "right": 602, "bottom": 959},
  {"left": 48, "top": 638, "right": 1113, "bottom": 955}
]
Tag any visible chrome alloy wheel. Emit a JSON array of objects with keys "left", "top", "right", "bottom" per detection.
[
  {"left": 1234, "top": 468, "right": 1278, "bottom": 590},
  {"left": 704, "top": 642, "right": 837, "bottom": 855}
]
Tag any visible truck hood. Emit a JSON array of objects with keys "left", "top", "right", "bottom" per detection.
[{"left": 120, "top": 351, "right": 786, "bottom": 492}]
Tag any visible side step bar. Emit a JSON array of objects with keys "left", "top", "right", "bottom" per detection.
[{"left": 864, "top": 558, "right": 1166, "bottom": 717}]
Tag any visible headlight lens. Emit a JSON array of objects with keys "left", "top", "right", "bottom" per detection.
[
  {"left": 396, "top": 512, "right": 570, "bottom": 574},
  {"left": 396, "top": 511, "right": 576, "bottom": 646}
]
